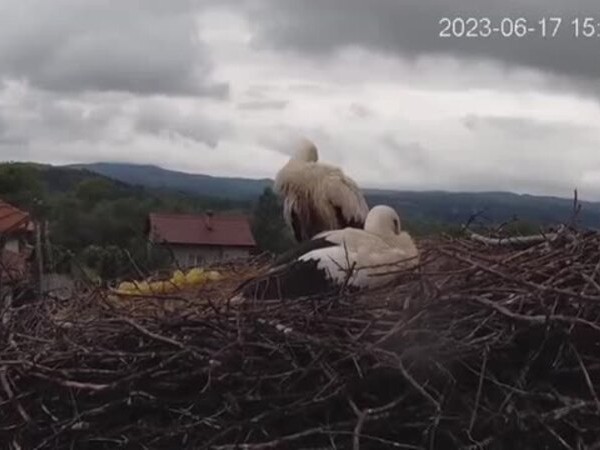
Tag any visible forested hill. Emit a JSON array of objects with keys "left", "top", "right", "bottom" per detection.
[
  {"left": 3, "top": 160, "right": 600, "bottom": 280},
  {"left": 366, "top": 190, "right": 600, "bottom": 230},
  {"left": 67, "top": 162, "right": 272, "bottom": 200},
  {"left": 69, "top": 162, "right": 600, "bottom": 229},
  {"left": 0, "top": 162, "right": 301, "bottom": 281},
  {"left": 0, "top": 162, "right": 254, "bottom": 278}
]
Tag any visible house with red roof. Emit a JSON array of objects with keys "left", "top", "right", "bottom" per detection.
[
  {"left": 0, "top": 199, "right": 35, "bottom": 284},
  {"left": 147, "top": 211, "right": 257, "bottom": 267}
]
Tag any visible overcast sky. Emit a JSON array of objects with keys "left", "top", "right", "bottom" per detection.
[{"left": 2, "top": 0, "right": 600, "bottom": 199}]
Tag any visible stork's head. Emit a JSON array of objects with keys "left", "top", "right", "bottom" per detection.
[
  {"left": 291, "top": 138, "right": 318, "bottom": 163},
  {"left": 364, "top": 205, "right": 402, "bottom": 237}
]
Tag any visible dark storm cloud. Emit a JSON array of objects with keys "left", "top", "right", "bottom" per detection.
[
  {"left": 0, "top": 0, "right": 229, "bottom": 97},
  {"left": 241, "top": 0, "right": 600, "bottom": 82}
]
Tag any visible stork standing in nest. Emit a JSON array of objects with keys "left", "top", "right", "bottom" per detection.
[
  {"left": 274, "top": 138, "right": 369, "bottom": 242},
  {"left": 232, "top": 205, "right": 420, "bottom": 301}
]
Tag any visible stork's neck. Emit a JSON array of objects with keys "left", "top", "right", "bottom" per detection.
[
  {"left": 287, "top": 157, "right": 308, "bottom": 166},
  {"left": 277, "top": 159, "right": 306, "bottom": 178}
]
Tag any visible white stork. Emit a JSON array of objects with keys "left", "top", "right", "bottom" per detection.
[
  {"left": 232, "top": 205, "right": 420, "bottom": 301},
  {"left": 273, "top": 138, "right": 369, "bottom": 242}
]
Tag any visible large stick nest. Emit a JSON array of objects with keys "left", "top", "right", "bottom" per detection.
[{"left": 2, "top": 229, "right": 600, "bottom": 449}]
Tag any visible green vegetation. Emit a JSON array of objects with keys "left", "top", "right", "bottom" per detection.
[
  {"left": 0, "top": 163, "right": 251, "bottom": 281},
  {"left": 401, "top": 219, "right": 462, "bottom": 238},
  {"left": 251, "top": 187, "right": 295, "bottom": 254},
  {"left": 1, "top": 161, "right": 580, "bottom": 281},
  {"left": 367, "top": 191, "right": 594, "bottom": 230},
  {"left": 74, "top": 162, "right": 600, "bottom": 229}
]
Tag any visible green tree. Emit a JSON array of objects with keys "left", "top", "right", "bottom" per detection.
[
  {"left": 251, "top": 187, "right": 295, "bottom": 254},
  {"left": 75, "top": 178, "right": 118, "bottom": 209},
  {"left": 0, "top": 162, "right": 253, "bottom": 279},
  {"left": 0, "top": 164, "right": 46, "bottom": 210}
]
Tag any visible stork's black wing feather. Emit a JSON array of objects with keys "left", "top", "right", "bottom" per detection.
[
  {"left": 290, "top": 209, "right": 304, "bottom": 242},
  {"left": 232, "top": 235, "right": 344, "bottom": 300},
  {"left": 331, "top": 202, "right": 365, "bottom": 230},
  {"left": 234, "top": 257, "right": 359, "bottom": 301},
  {"left": 271, "top": 236, "right": 338, "bottom": 270},
  {"left": 291, "top": 203, "right": 329, "bottom": 242}
]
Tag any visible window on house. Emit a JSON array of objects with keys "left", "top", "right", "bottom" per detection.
[{"left": 185, "top": 253, "right": 204, "bottom": 267}]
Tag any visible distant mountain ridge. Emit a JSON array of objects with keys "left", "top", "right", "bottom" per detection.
[
  {"left": 66, "top": 162, "right": 273, "bottom": 200},
  {"left": 66, "top": 162, "right": 600, "bottom": 228}
]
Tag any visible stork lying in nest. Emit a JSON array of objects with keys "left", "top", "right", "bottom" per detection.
[{"left": 232, "top": 205, "right": 420, "bottom": 301}]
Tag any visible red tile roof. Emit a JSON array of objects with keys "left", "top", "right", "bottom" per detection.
[
  {"left": 148, "top": 212, "right": 256, "bottom": 247},
  {"left": 0, "top": 199, "right": 31, "bottom": 234}
]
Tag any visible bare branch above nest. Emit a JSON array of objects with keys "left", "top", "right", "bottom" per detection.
[{"left": 466, "top": 230, "right": 559, "bottom": 246}]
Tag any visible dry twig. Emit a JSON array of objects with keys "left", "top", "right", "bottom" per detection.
[{"left": 1, "top": 226, "right": 600, "bottom": 448}]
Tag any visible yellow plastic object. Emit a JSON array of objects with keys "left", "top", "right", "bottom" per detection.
[
  {"left": 186, "top": 267, "right": 206, "bottom": 286},
  {"left": 118, "top": 281, "right": 136, "bottom": 293},
  {"left": 171, "top": 270, "right": 187, "bottom": 289},
  {"left": 149, "top": 281, "right": 167, "bottom": 295},
  {"left": 134, "top": 281, "right": 151, "bottom": 295},
  {"left": 162, "top": 280, "right": 177, "bottom": 294},
  {"left": 206, "top": 270, "right": 222, "bottom": 281},
  {"left": 115, "top": 289, "right": 133, "bottom": 296}
]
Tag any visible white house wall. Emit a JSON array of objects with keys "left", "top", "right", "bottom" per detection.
[
  {"left": 4, "top": 238, "right": 20, "bottom": 253},
  {"left": 168, "top": 245, "right": 252, "bottom": 268}
]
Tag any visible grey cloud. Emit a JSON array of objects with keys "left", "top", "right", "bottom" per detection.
[
  {"left": 348, "top": 103, "right": 375, "bottom": 119},
  {"left": 237, "top": 100, "right": 289, "bottom": 110},
  {"left": 368, "top": 147, "right": 583, "bottom": 199},
  {"left": 333, "top": 103, "right": 376, "bottom": 123},
  {"left": 0, "top": 87, "right": 118, "bottom": 144},
  {"left": 0, "top": 114, "right": 7, "bottom": 137},
  {"left": 0, "top": 0, "right": 229, "bottom": 97},
  {"left": 243, "top": 85, "right": 277, "bottom": 99},
  {"left": 254, "top": 125, "right": 336, "bottom": 160},
  {"left": 446, "top": 114, "right": 599, "bottom": 195},
  {"left": 134, "top": 102, "right": 230, "bottom": 147},
  {"left": 255, "top": 127, "right": 297, "bottom": 155},
  {"left": 356, "top": 109, "right": 600, "bottom": 198},
  {"left": 447, "top": 163, "right": 583, "bottom": 199},
  {"left": 0, "top": 127, "right": 26, "bottom": 146},
  {"left": 241, "top": 0, "right": 600, "bottom": 84},
  {"left": 381, "top": 136, "right": 432, "bottom": 170},
  {"left": 287, "top": 83, "right": 330, "bottom": 94},
  {"left": 462, "top": 114, "right": 596, "bottom": 140},
  {"left": 0, "top": 81, "right": 229, "bottom": 155}
]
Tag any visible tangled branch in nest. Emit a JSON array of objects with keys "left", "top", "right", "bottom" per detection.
[{"left": 2, "top": 229, "right": 600, "bottom": 449}]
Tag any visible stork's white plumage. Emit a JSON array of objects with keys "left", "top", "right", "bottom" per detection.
[
  {"left": 273, "top": 138, "right": 369, "bottom": 243},
  {"left": 233, "top": 205, "right": 420, "bottom": 301}
]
